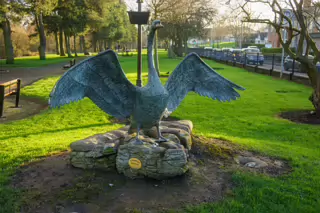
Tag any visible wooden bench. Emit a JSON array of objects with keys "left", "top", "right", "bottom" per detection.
[
  {"left": 63, "top": 59, "right": 76, "bottom": 69},
  {"left": 122, "top": 50, "right": 133, "bottom": 57},
  {"left": 0, "top": 79, "right": 21, "bottom": 118}
]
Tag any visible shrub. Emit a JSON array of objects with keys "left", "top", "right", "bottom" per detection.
[{"left": 261, "top": 47, "right": 296, "bottom": 54}]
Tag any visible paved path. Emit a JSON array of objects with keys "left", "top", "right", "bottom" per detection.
[
  {"left": 0, "top": 57, "right": 87, "bottom": 87},
  {"left": 261, "top": 63, "right": 308, "bottom": 78}
]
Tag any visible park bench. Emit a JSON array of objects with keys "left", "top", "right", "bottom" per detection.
[
  {"left": 63, "top": 59, "right": 76, "bottom": 69},
  {"left": 0, "top": 69, "right": 9, "bottom": 73},
  {"left": 0, "top": 79, "right": 21, "bottom": 118},
  {"left": 122, "top": 49, "right": 134, "bottom": 57}
]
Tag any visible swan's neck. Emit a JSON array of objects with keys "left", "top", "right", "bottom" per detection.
[{"left": 147, "top": 29, "right": 161, "bottom": 85}]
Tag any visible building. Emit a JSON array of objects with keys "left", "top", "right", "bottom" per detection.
[
  {"left": 267, "top": 0, "right": 320, "bottom": 49},
  {"left": 254, "top": 31, "right": 268, "bottom": 44}
]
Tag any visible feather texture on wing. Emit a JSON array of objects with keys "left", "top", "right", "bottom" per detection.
[
  {"left": 49, "top": 50, "right": 136, "bottom": 119},
  {"left": 165, "top": 53, "right": 245, "bottom": 113}
]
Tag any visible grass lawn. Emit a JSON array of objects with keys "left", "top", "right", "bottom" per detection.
[
  {"left": 215, "top": 42, "right": 236, "bottom": 48},
  {"left": 0, "top": 53, "right": 90, "bottom": 68},
  {"left": 0, "top": 49, "right": 159, "bottom": 68},
  {"left": 1, "top": 52, "right": 320, "bottom": 212}
]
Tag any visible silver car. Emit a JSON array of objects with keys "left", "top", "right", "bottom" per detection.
[{"left": 284, "top": 55, "right": 314, "bottom": 72}]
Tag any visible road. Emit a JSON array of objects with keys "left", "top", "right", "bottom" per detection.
[{"left": 260, "top": 59, "right": 308, "bottom": 78}]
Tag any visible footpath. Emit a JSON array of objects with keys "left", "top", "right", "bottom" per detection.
[
  {"left": 0, "top": 58, "right": 86, "bottom": 87},
  {"left": 0, "top": 57, "right": 87, "bottom": 123}
]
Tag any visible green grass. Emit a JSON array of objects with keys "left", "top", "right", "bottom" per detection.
[
  {"left": 0, "top": 50, "right": 164, "bottom": 68},
  {"left": 0, "top": 53, "right": 90, "bottom": 68},
  {"left": 199, "top": 42, "right": 236, "bottom": 48},
  {"left": 1, "top": 52, "right": 320, "bottom": 212},
  {"left": 215, "top": 42, "right": 236, "bottom": 48}
]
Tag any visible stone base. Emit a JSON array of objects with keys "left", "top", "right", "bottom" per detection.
[
  {"left": 116, "top": 135, "right": 188, "bottom": 180},
  {"left": 69, "top": 120, "right": 193, "bottom": 179}
]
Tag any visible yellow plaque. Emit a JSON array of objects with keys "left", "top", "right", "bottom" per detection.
[{"left": 128, "top": 158, "right": 142, "bottom": 169}]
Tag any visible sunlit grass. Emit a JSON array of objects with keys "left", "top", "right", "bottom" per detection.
[
  {"left": 0, "top": 49, "right": 166, "bottom": 68},
  {"left": 1, "top": 51, "right": 320, "bottom": 213}
]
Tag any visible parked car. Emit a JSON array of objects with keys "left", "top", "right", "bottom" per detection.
[
  {"left": 240, "top": 48, "right": 264, "bottom": 65},
  {"left": 230, "top": 49, "right": 242, "bottom": 62},
  {"left": 247, "top": 46, "right": 258, "bottom": 49},
  {"left": 213, "top": 49, "right": 224, "bottom": 60},
  {"left": 221, "top": 48, "right": 233, "bottom": 59},
  {"left": 284, "top": 55, "right": 314, "bottom": 72},
  {"left": 221, "top": 48, "right": 233, "bottom": 52}
]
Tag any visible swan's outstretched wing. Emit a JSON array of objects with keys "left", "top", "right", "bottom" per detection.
[
  {"left": 49, "top": 50, "right": 136, "bottom": 119},
  {"left": 165, "top": 53, "right": 245, "bottom": 113}
]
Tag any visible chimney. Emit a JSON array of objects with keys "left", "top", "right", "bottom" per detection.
[{"left": 304, "top": 0, "right": 312, "bottom": 8}]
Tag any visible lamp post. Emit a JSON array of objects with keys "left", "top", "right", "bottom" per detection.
[
  {"left": 137, "top": 0, "right": 143, "bottom": 87},
  {"left": 240, "top": 21, "right": 243, "bottom": 49},
  {"left": 127, "top": 1, "right": 150, "bottom": 87},
  {"left": 280, "top": 28, "right": 287, "bottom": 78}
]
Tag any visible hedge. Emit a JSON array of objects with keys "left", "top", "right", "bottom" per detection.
[{"left": 261, "top": 47, "right": 296, "bottom": 54}]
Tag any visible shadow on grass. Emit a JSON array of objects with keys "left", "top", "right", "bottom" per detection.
[{"left": 0, "top": 122, "right": 119, "bottom": 141}]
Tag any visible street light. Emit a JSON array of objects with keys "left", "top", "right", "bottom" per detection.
[
  {"left": 240, "top": 20, "right": 243, "bottom": 49},
  {"left": 127, "top": 0, "right": 150, "bottom": 87},
  {"left": 280, "top": 28, "right": 287, "bottom": 78}
]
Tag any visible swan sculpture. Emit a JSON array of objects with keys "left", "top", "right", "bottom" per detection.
[{"left": 49, "top": 20, "right": 245, "bottom": 144}]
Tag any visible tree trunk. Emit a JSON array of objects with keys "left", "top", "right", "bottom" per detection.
[
  {"left": 59, "top": 27, "right": 65, "bottom": 56},
  {"left": 93, "top": 39, "right": 97, "bottom": 52},
  {"left": 183, "top": 39, "right": 188, "bottom": 55},
  {"left": 308, "top": 66, "right": 320, "bottom": 114},
  {"left": 1, "top": 18, "right": 14, "bottom": 64},
  {"left": 154, "top": 31, "right": 160, "bottom": 76},
  {"left": 310, "top": 90, "right": 320, "bottom": 114},
  {"left": 54, "top": 31, "right": 59, "bottom": 55},
  {"left": 36, "top": 13, "right": 46, "bottom": 60},
  {"left": 103, "top": 39, "right": 107, "bottom": 50},
  {"left": 82, "top": 36, "right": 89, "bottom": 55},
  {"left": 65, "top": 32, "right": 72, "bottom": 57},
  {"left": 108, "top": 40, "right": 112, "bottom": 50},
  {"left": 173, "top": 39, "right": 183, "bottom": 57},
  {"left": 79, "top": 35, "right": 83, "bottom": 53},
  {"left": 99, "top": 40, "right": 104, "bottom": 52},
  {"left": 73, "top": 34, "right": 78, "bottom": 57}
]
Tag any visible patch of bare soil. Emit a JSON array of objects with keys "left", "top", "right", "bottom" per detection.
[
  {"left": 11, "top": 137, "right": 291, "bottom": 213},
  {"left": 279, "top": 110, "right": 320, "bottom": 125},
  {"left": 0, "top": 96, "right": 47, "bottom": 123}
]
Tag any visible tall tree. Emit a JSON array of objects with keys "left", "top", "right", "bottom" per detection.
[
  {"left": 146, "top": 0, "right": 180, "bottom": 75},
  {"left": 234, "top": 0, "right": 320, "bottom": 114},
  {"left": 25, "top": 0, "right": 58, "bottom": 60},
  {"left": 43, "top": 14, "right": 61, "bottom": 55},
  {"left": 158, "top": 0, "right": 217, "bottom": 56},
  {"left": 0, "top": 0, "right": 16, "bottom": 64}
]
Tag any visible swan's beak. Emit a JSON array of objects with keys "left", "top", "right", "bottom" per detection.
[{"left": 155, "top": 23, "right": 164, "bottom": 29}]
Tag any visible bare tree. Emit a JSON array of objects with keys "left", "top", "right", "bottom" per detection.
[
  {"left": 157, "top": 0, "right": 217, "bottom": 56},
  {"left": 227, "top": 0, "right": 320, "bottom": 114},
  {"left": 146, "top": 0, "right": 180, "bottom": 75}
]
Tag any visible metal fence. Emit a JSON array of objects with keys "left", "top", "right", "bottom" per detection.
[{"left": 187, "top": 48, "right": 304, "bottom": 80}]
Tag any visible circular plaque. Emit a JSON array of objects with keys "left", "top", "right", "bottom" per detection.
[{"left": 128, "top": 158, "right": 142, "bottom": 169}]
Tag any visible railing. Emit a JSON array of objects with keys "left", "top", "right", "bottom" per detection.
[
  {"left": 188, "top": 48, "right": 306, "bottom": 80},
  {"left": 63, "top": 59, "right": 76, "bottom": 69},
  {"left": 0, "top": 79, "right": 21, "bottom": 118}
]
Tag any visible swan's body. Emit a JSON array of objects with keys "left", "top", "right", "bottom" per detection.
[{"left": 49, "top": 20, "right": 245, "bottom": 143}]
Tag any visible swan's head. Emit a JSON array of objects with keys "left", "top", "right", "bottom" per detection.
[{"left": 151, "top": 20, "right": 163, "bottom": 30}]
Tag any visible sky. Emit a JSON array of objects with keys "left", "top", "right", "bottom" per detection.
[{"left": 125, "top": 0, "right": 274, "bottom": 18}]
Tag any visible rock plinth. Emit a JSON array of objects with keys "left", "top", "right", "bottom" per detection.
[
  {"left": 69, "top": 120, "right": 193, "bottom": 179},
  {"left": 116, "top": 135, "right": 188, "bottom": 179}
]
